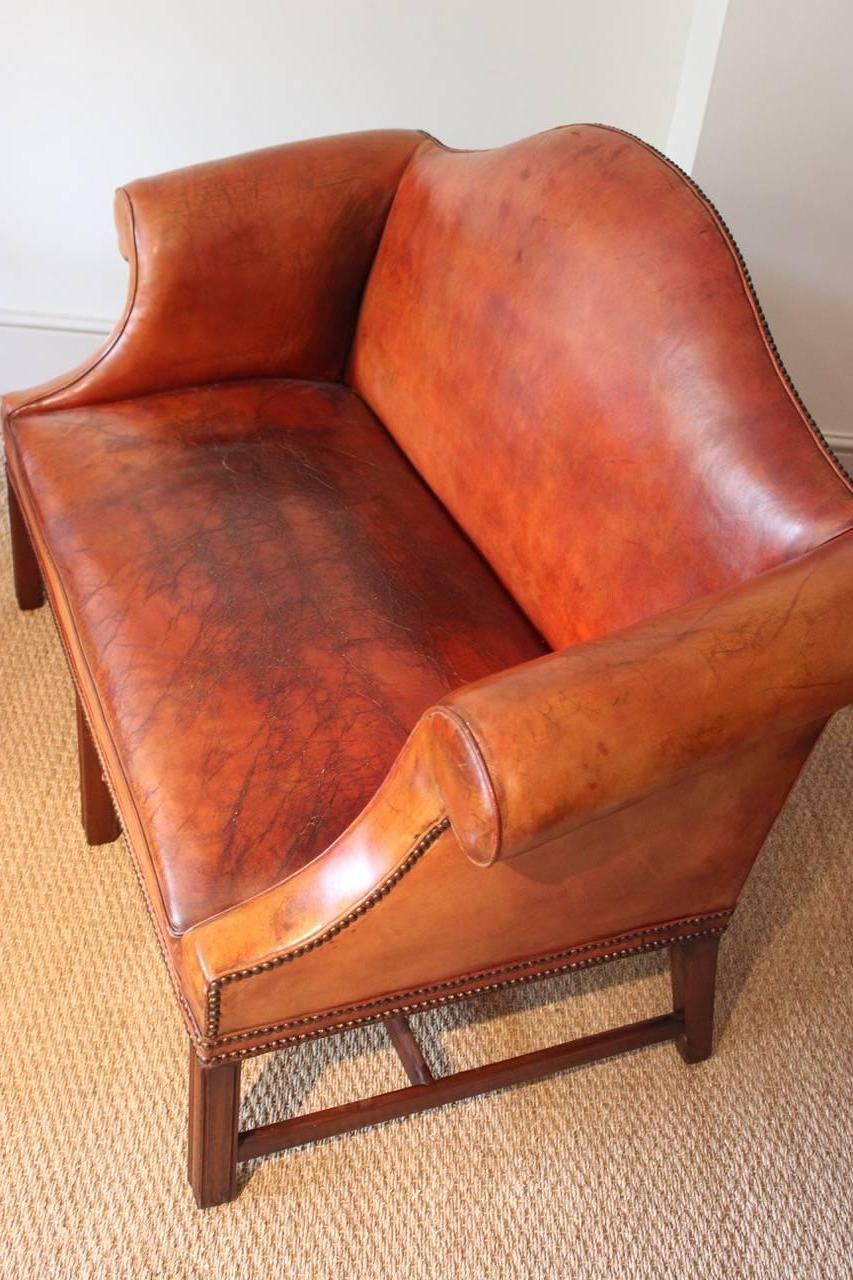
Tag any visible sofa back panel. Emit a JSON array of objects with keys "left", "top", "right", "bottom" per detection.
[{"left": 349, "top": 126, "right": 853, "bottom": 650}]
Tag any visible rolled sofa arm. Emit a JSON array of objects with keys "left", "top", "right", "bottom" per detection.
[
  {"left": 428, "top": 529, "right": 853, "bottom": 866},
  {"left": 4, "top": 130, "right": 424, "bottom": 420}
]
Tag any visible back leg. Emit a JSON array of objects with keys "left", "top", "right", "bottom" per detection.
[
  {"left": 77, "top": 695, "right": 121, "bottom": 844},
  {"left": 670, "top": 934, "right": 721, "bottom": 1064},
  {"left": 7, "top": 475, "right": 44, "bottom": 610}
]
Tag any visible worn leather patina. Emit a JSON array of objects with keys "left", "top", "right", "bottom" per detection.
[
  {"left": 7, "top": 378, "right": 545, "bottom": 929},
  {"left": 4, "top": 126, "right": 852, "bottom": 1068}
]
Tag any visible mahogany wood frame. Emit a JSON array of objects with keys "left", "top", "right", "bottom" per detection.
[{"left": 187, "top": 934, "right": 719, "bottom": 1208}]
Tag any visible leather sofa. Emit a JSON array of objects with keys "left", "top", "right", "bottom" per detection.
[{"left": 5, "top": 124, "right": 852, "bottom": 1208}]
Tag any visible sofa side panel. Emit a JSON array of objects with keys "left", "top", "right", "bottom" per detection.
[{"left": 207, "top": 722, "right": 820, "bottom": 1049}]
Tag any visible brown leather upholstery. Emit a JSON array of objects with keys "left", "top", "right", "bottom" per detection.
[
  {"left": 351, "top": 127, "right": 852, "bottom": 646},
  {"left": 5, "top": 129, "right": 424, "bottom": 418},
  {"left": 183, "top": 725, "right": 817, "bottom": 1048},
  {"left": 6, "top": 379, "right": 544, "bottom": 929},
  {"left": 430, "top": 529, "right": 853, "bottom": 865},
  {"left": 4, "top": 125, "right": 852, "bottom": 1069}
]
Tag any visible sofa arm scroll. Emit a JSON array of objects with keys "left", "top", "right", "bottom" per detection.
[
  {"left": 429, "top": 531, "right": 853, "bottom": 866},
  {"left": 4, "top": 130, "right": 425, "bottom": 421}
]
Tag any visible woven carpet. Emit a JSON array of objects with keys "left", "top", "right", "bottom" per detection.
[{"left": 1, "top": 479, "right": 851, "bottom": 1280}]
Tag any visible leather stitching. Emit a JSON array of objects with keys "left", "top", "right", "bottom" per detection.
[
  {"left": 198, "top": 917, "right": 732, "bottom": 1062},
  {"left": 202, "top": 907, "right": 733, "bottom": 1051},
  {"left": 204, "top": 817, "right": 451, "bottom": 1036}
]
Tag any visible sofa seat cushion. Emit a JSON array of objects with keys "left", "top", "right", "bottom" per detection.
[{"left": 7, "top": 379, "right": 546, "bottom": 931}]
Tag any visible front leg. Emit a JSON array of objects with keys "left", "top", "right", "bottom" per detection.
[
  {"left": 187, "top": 1047, "right": 242, "bottom": 1208},
  {"left": 670, "top": 934, "right": 721, "bottom": 1064}
]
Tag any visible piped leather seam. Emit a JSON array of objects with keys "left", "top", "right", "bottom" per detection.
[
  {"left": 428, "top": 704, "right": 503, "bottom": 864},
  {"left": 204, "top": 816, "right": 452, "bottom": 1037},
  {"left": 198, "top": 917, "right": 732, "bottom": 1061},
  {"left": 203, "top": 907, "right": 733, "bottom": 1047}
]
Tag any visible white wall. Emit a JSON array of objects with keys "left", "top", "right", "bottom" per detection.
[
  {"left": 665, "top": 0, "right": 729, "bottom": 170},
  {"left": 4, "top": 0, "right": 853, "bottom": 481},
  {"left": 692, "top": 0, "right": 853, "bottom": 466},
  {"left": 1, "top": 0, "right": 697, "bottom": 389}
]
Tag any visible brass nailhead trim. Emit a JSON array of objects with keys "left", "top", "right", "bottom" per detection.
[
  {"left": 201, "top": 920, "right": 730, "bottom": 1063},
  {"left": 204, "top": 817, "right": 452, "bottom": 1038},
  {"left": 202, "top": 906, "right": 733, "bottom": 1049},
  {"left": 204, "top": 127, "right": 846, "bottom": 1041},
  {"left": 25, "top": 126, "right": 831, "bottom": 1053},
  {"left": 591, "top": 124, "right": 851, "bottom": 486},
  {"left": 205, "top": 908, "right": 733, "bottom": 1046}
]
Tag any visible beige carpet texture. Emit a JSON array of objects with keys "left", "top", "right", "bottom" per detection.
[{"left": 1, "top": 479, "right": 851, "bottom": 1280}]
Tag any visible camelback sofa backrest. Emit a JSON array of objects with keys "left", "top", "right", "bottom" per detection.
[{"left": 350, "top": 126, "right": 853, "bottom": 648}]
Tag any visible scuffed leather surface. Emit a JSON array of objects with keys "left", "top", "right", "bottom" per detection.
[
  {"left": 5, "top": 124, "right": 853, "bottom": 1053},
  {"left": 6, "top": 379, "right": 546, "bottom": 931},
  {"left": 5, "top": 130, "right": 425, "bottom": 420},
  {"left": 430, "top": 530, "right": 853, "bottom": 864},
  {"left": 351, "top": 125, "right": 853, "bottom": 649}
]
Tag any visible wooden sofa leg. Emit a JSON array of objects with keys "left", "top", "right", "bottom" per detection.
[
  {"left": 7, "top": 475, "right": 44, "bottom": 610},
  {"left": 76, "top": 695, "right": 121, "bottom": 844},
  {"left": 670, "top": 934, "right": 720, "bottom": 1064},
  {"left": 188, "top": 1047, "right": 242, "bottom": 1208}
]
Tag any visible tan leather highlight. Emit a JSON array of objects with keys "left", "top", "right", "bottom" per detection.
[
  {"left": 184, "top": 721, "right": 817, "bottom": 1052},
  {"left": 427, "top": 707, "right": 500, "bottom": 866},
  {"left": 430, "top": 531, "right": 853, "bottom": 864},
  {"left": 3, "top": 126, "right": 852, "bottom": 1071}
]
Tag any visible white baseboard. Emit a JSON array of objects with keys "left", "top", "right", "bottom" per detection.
[
  {"left": 0, "top": 311, "right": 114, "bottom": 393},
  {"left": 825, "top": 432, "right": 853, "bottom": 459},
  {"left": 0, "top": 308, "right": 114, "bottom": 336}
]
